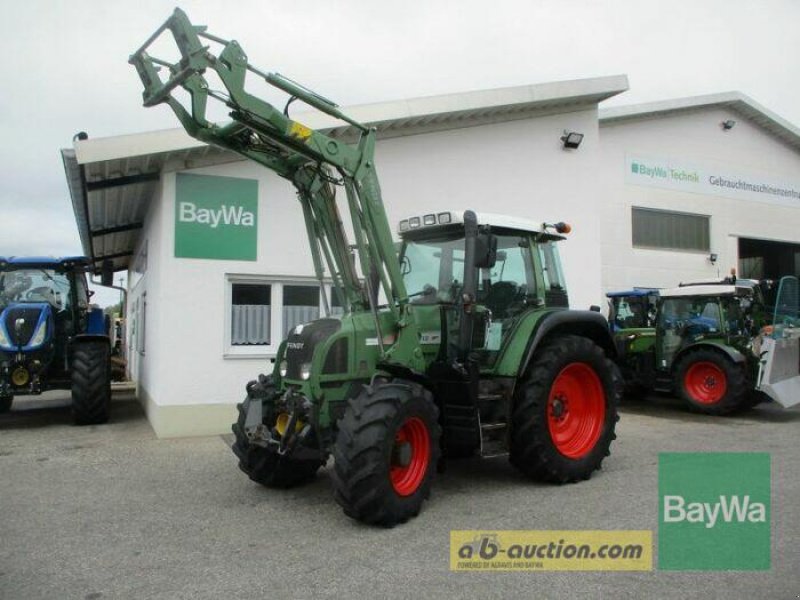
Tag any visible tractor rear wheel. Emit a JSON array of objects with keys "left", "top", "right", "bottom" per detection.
[
  {"left": 674, "top": 349, "right": 748, "bottom": 415},
  {"left": 0, "top": 394, "right": 12, "bottom": 413},
  {"left": 71, "top": 340, "right": 111, "bottom": 425},
  {"left": 332, "top": 379, "right": 441, "bottom": 527},
  {"left": 510, "top": 335, "right": 620, "bottom": 483},
  {"left": 231, "top": 376, "right": 324, "bottom": 488}
]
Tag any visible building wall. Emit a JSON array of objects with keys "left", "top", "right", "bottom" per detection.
[
  {"left": 598, "top": 107, "right": 800, "bottom": 293},
  {"left": 138, "top": 107, "right": 606, "bottom": 436}
]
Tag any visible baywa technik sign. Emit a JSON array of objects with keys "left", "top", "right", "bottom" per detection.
[
  {"left": 626, "top": 154, "right": 800, "bottom": 208},
  {"left": 175, "top": 173, "right": 258, "bottom": 261}
]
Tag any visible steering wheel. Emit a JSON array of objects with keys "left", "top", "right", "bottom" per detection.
[
  {"left": 24, "top": 286, "right": 53, "bottom": 302},
  {"left": 484, "top": 281, "right": 519, "bottom": 318}
]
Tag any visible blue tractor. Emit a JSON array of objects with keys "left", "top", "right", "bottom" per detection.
[{"left": 0, "top": 256, "right": 112, "bottom": 424}]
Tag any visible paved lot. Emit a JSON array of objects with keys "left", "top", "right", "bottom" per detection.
[{"left": 1, "top": 391, "right": 798, "bottom": 600}]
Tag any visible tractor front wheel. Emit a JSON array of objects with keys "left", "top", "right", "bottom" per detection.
[
  {"left": 71, "top": 340, "right": 111, "bottom": 425},
  {"left": 231, "top": 376, "right": 324, "bottom": 488},
  {"left": 510, "top": 335, "right": 620, "bottom": 483},
  {"left": 332, "top": 379, "right": 441, "bottom": 527},
  {"left": 0, "top": 394, "right": 12, "bottom": 413},
  {"left": 674, "top": 349, "right": 748, "bottom": 415}
]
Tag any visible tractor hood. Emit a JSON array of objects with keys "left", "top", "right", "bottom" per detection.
[
  {"left": 283, "top": 318, "right": 343, "bottom": 381},
  {"left": 0, "top": 303, "right": 54, "bottom": 352}
]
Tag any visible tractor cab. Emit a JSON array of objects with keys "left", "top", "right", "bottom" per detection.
[
  {"left": 397, "top": 210, "right": 570, "bottom": 366},
  {"left": 655, "top": 284, "right": 761, "bottom": 372},
  {"left": 606, "top": 289, "right": 659, "bottom": 332}
]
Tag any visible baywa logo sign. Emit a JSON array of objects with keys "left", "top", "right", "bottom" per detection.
[
  {"left": 175, "top": 173, "right": 258, "bottom": 261},
  {"left": 658, "top": 453, "right": 770, "bottom": 570}
]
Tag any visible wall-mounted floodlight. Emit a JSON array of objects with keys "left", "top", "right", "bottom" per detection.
[
  {"left": 709, "top": 252, "right": 718, "bottom": 264},
  {"left": 721, "top": 120, "right": 736, "bottom": 131},
  {"left": 560, "top": 130, "right": 584, "bottom": 149}
]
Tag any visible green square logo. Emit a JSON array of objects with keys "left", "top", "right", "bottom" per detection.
[
  {"left": 175, "top": 173, "right": 258, "bottom": 261},
  {"left": 658, "top": 453, "right": 770, "bottom": 570},
  {"left": 631, "top": 162, "right": 640, "bottom": 174}
]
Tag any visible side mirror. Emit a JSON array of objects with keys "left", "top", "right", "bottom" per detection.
[
  {"left": 400, "top": 255, "right": 411, "bottom": 276},
  {"left": 475, "top": 233, "right": 497, "bottom": 269},
  {"left": 101, "top": 260, "right": 114, "bottom": 287}
]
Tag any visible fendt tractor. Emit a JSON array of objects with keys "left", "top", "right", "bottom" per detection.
[
  {"left": 131, "top": 9, "right": 621, "bottom": 526},
  {"left": 0, "top": 256, "right": 112, "bottom": 424},
  {"left": 609, "top": 276, "right": 800, "bottom": 415}
]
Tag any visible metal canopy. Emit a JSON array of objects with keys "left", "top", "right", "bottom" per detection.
[{"left": 62, "top": 75, "right": 630, "bottom": 273}]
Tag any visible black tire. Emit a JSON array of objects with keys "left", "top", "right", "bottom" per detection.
[
  {"left": 510, "top": 335, "right": 620, "bottom": 483},
  {"left": 674, "top": 348, "right": 748, "bottom": 415},
  {"left": 231, "top": 376, "right": 323, "bottom": 488},
  {"left": 332, "top": 379, "right": 441, "bottom": 527},
  {"left": 0, "top": 394, "right": 12, "bottom": 413},
  {"left": 71, "top": 340, "right": 111, "bottom": 425}
]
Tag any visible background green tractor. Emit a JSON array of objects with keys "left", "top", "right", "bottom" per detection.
[
  {"left": 131, "top": 9, "right": 621, "bottom": 526},
  {"left": 0, "top": 256, "right": 112, "bottom": 424},
  {"left": 609, "top": 277, "right": 800, "bottom": 414}
]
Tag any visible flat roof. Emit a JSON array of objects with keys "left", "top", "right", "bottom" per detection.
[
  {"left": 62, "top": 75, "right": 629, "bottom": 272},
  {"left": 398, "top": 210, "right": 565, "bottom": 238},
  {"left": 600, "top": 91, "right": 800, "bottom": 152},
  {"left": 660, "top": 284, "right": 752, "bottom": 298}
]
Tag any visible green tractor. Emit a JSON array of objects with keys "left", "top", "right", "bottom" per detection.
[
  {"left": 131, "top": 9, "right": 621, "bottom": 526},
  {"left": 609, "top": 277, "right": 800, "bottom": 415}
]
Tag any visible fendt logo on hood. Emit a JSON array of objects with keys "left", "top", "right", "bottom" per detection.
[{"left": 178, "top": 202, "right": 255, "bottom": 229}]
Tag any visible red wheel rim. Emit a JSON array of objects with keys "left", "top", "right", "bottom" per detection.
[
  {"left": 684, "top": 361, "right": 727, "bottom": 404},
  {"left": 547, "top": 363, "right": 606, "bottom": 459},
  {"left": 390, "top": 416, "right": 430, "bottom": 497}
]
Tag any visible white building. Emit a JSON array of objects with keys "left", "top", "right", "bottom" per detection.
[{"left": 62, "top": 76, "right": 800, "bottom": 437}]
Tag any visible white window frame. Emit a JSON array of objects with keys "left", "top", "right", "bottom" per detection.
[{"left": 224, "top": 274, "right": 335, "bottom": 359}]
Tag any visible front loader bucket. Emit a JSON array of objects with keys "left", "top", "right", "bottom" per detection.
[{"left": 757, "top": 330, "right": 800, "bottom": 408}]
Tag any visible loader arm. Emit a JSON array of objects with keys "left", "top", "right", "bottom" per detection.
[{"left": 129, "top": 8, "right": 409, "bottom": 335}]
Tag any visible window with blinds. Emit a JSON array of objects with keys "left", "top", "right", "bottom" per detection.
[
  {"left": 632, "top": 207, "right": 710, "bottom": 252},
  {"left": 226, "top": 278, "right": 343, "bottom": 356},
  {"left": 283, "top": 285, "right": 320, "bottom": 335},
  {"left": 231, "top": 283, "right": 271, "bottom": 346}
]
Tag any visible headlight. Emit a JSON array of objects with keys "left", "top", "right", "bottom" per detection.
[
  {"left": 279, "top": 360, "right": 288, "bottom": 378},
  {"left": 0, "top": 326, "right": 10, "bottom": 348},
  {"left": 29, "top": 321, "right": 47, "bottom": 347},
  {"left": 300, "top": 363, "right": 312, "bottom": 381}
]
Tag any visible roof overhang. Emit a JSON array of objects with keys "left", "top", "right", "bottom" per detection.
[
  {"left": 62, "top": 75, "right": 629, "bottom": 272},
  {"left": 600, "top": 91, "right": 800, "bottom": 153}
]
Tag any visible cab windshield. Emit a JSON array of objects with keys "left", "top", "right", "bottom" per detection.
[
  {"left": 0, "top": 269, "right": 72, "bottom": 311},
  {"left": 400, "top": 231, "right": 539, "bottom": 314}
]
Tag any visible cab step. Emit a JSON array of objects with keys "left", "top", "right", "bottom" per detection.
[{"left": 479, "top": 419, "right": 509, "bottom": 458}]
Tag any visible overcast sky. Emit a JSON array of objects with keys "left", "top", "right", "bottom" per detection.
[{"left": 1, "top": 0, "right": 798, "bottom": 305}]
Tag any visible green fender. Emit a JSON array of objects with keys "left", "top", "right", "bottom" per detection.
[
  {"left": 493, "top": 309, "right": 616, "bottom": 378},
  {"left": 672, "top": 340, "right": 748, "bottom": 371}
]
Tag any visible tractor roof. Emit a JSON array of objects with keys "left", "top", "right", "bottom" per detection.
[
  {"left": 0, "top": 256, "right": 89, "bottom": 270},
  {"left": 398, "top": 210, "right": 565, "bottom": 240},
  {"left": 660, "top": 284, "right": 753, "bottom": 298},
  {"left": 606, "top": 288, "right": 659, "bottom": 298}
]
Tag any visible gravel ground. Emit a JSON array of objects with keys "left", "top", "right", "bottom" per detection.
[{"left": 1, "top": 391, "right": 798, "bottom": 600}]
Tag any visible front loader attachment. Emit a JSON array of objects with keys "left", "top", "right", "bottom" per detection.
[{"left": 756, "top": 276, "right": 800, "bottom": 408}]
